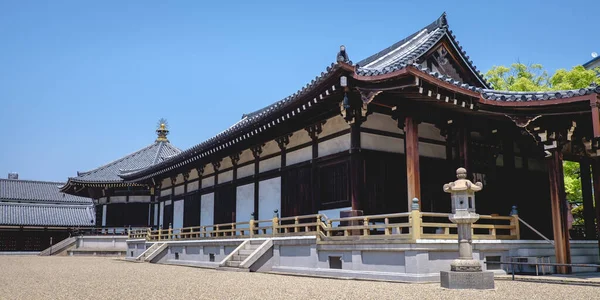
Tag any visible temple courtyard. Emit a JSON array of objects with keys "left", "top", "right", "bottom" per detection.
[{"left": 0, "top": 256, "right": 598, "bottom": 299}]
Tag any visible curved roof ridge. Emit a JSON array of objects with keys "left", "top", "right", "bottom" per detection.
[
  {"left": 76, "top": 142, "right": 161, "bottom": 177},
  {"left": 481, "top": 84, "right": 600, "bottom": 102},
  {"left": 0, "top": 178, "right": 65, "bottom": 185}
]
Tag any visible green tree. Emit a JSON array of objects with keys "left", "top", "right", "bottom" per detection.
[{"left": 485, "top": 64, "right": 600, "bottom": 227}]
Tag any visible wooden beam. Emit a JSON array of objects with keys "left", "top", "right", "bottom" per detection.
[
  {"left": 580, "top": 160, "right": 596, "bottom": 240},
  {"left": 547, "top": 153, "right": 571, "bottom": 274},
  {"left": 405, "top": 116, "right": 421, "bottom": 210},
  {"left": 350, "top": 119, "right": 363, "bottom": 211},
  {"left": 590, "top": 100, "right": 600, "bottom": 138}
]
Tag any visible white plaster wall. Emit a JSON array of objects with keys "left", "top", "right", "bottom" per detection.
[
  {"left": 287, "top": 146, "right": 312, "bottom": 166},
  {"left": 174, "top": 185, "right": 185, "bottom": 196},
  {"left": 220, "top": 170, "right": 233, "bottom": 183},
  {"left": 204, "top": 164, "right": 215, "bottom": 176},
  {"left": 221, "top": 157, "right": 233, "bottom": 170},
  {"left": 320, "top": 115, "right": 348, "bottom": 138},
  {"left": 287, "top": 129, "right": 311, "bottom": 148},
  {"left": 236, "top": 184, "right": 255, "bottom": 224},
  {"left": 160, "top": 189, "right": 171, "bottom": 197},
  {"left": 259, "top": 177, "right": 281, "bottom": 221},
  {"left": 419, "top": 142, "right": 446, "bottom": 159},
  {"left": 111, "top": 196, "right": 127, "bottom": 203},
  {"left": 175, "top": 174, "right": 184, "bottom": 186},
  {"left": 361, "top": 132, "right": 404, "bottom": 153},
  {"left": 237, "top": 164, "right": 255, "bottom": 179},
  {"left": 164, "top": 200, "right": 172, "bottom": 206},
  {"left": 202, "top": 176, "right": 215, "bottom": 188},
  {"left": 260, "top": 156, "right": 281, "bottom": 173},
  {"left": 238, "top": 149, "right": 254, "bottom": 165},
  {"left": 161, "top": 178, "right": 172, "bottom": 189},
  {"left": 200, "top": 193, "right": 214, "bottom": 226},
  {"left": 188, "top": 168, "right": 199, "bottom": 181},
  {"left": 173, "top": 199, "right": 184, "bottom": 230},
  {"left": 102, "top": 205, "right": 107, "bottom": 226},
  {"left": 361, "top": 113, "right": 401, "bottom": 133},
  {"left": 98, "top": 197, "right": 107, "bottom": 204},
  {"left": 159, "top": 202, "right": 165, "bottom": 227},
  {"left": 262, "top": 140, "right": 280, "bottom": 157},
  {"left": 318, "top": 133, "right": 350, "bottom": 157},
  {"left": 128, "top": 196, "right": 148, "bottom": 203},
  {"left": 418, "top": 122, "right": 445, "bottom": 142},
  {"left": 154, "top": 204, "right": 159, "bottom": 226},
  {"left": 187, "top": 181, "right": 199, "bottom": 192}
]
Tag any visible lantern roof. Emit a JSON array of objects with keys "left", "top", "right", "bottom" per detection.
[{"left": 443, "top": 168, "right": 483, "bottom": 193}]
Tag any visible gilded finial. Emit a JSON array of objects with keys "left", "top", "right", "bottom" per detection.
[{"left": 156, "top": 118, "right": 170, "bottom": 142}]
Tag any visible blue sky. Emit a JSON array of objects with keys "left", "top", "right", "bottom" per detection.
[{"left": 0, "top": 0, "right": 597, "bottom": 182}]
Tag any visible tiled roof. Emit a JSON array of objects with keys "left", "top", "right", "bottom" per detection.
[
  {"left": 0, "top": 179, "right": 92, "bottom": 204},
  {"left": 0, "top": 202, "right": 95, "bottom": 227},
  {"left": 71, "top": 141, "right": 181, "bottom": 183},
  {"left": 356, "top": 13, "right": 489, "bottom": 88},
  {"left": 481, "top": 84, "right": 600, "bottom": 102},
  {"left": 121, "top": 63, "right": 342, "bottom": 181}
]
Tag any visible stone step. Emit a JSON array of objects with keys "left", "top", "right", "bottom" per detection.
[
  {"left": 226, "top": 261, "right": 241, "bottom": 267},
  {"left": 248, "top": 240, "right": 265, "bottom": 245},
  {"left": 238, "top": 249, "right": 254, "bottom": 256},
  {"left": 231, "top": 255, "right": 249, "bottom": 262}
]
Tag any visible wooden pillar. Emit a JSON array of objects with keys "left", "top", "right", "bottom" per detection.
[
  {"left": 251, "top": 146, "right": 262, "bottom": 219},
  {"left": 458, "top": 125, "right": 471, "bottom": 173},
  {"left": 350, "top": 119, "right": 363, "bottom": 211},
  {"left": 580, "top": 160, "right": 596, "bottom": 240},
  {"left": 405, "top": 116, "right": 421, "bottom": 210},
  {"left": 591, "top": 159, "right": 600, "bottom": 259},
  {"left": 547, "top": 153, "right": 571, "bottom": 274}
]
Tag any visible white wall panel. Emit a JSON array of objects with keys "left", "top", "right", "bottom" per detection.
[
  {"left": 161, "top": 178, "right": 172, "bottom": 189},
  {"left": 238, "top": 149, "right": 254, "bottom": 165},
  {"left": 174, "top": 185, "right": 185, "bottom": 196},
  {"left": 287, "top": 146, "right": 312, "bottom": 166},
  {"left": 202, "top": 176, "right": 215, "bottom": 188},
  {"left": 318, "top": 134, "right": 350, "bottom": 157},
  {"left": 159, "top": 202, "right": 164, "bottom": 227},
  {"left": 320, "top": 115, "right": 348, "bottom": 138},
  {"left": 129, "top": 196, "right": 148, "bottom": 203},
  {"left": 160, "top": 189, "right": 171, "bottom": 197},
  {"left": 259, "top": 156, "right": 281, "bottom": 173},
  {"left": 361, "top": 133, "right": 404, "bottom": 153},
  {"left": 237, "top": 164, "right": 255, "bottom": 179},
  {"left": 287, "top": 129, "right": 311, "bottom": 148},
  {"left": 187, "top": 181, "right": 199, "bottom": 192},
  {"left": 259, "top": 177, "right": 281, "bottom": 221},
  {"left": 111, "top": 196, "right": 126, "bottom": 203},
  {"left": 419, "top": 142, "right": 446, "bottom": 159},
  {"left": 418, "top": 122, "right": 445, "bottom": 142},
  {"left": 173, "top": 199, "right": 184, "bottom": 231},
  {"left": 200, "top": 193, "right": 214, "bottom": 226},
  {"left": 219, "top": 170, "right": 233, "bottom": 183},
  {"left": 101, "top": 205, "right": 107, "bottom": 226},
  {"left": 361, "top": 113, "right": 401, "bottom": 133},
  {"left": 236, "top": 184, "right": 255, "bottom": 226},
  {"left": 262, "top": 140, "right": 280, "bottom": 157}
]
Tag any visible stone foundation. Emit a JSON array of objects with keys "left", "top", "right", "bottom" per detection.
[{"left": 440, "top": 270, "right": 495, "bottom": 289}]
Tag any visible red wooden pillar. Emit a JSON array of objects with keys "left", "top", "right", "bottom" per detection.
[
  {"left": 457, "top": 125, "right": 471, "bottom": 173},
  {"left": 547, "top": 153, "right": 571, "bottom": 274},
  {"left": 405, "top": 117, "right": 421, "bottom": 210}
]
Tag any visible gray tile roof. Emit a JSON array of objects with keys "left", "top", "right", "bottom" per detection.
[
  {"left": 71, "top": 141, "right": 181, "bottom": 183},
  {"left": 0, "top": 179, "right": 92, "bottom": 204},
  {"left": 0, "top": 202, "right": 95, "bottom": 226},
  {"left": 356, "top": 13, "right": 489, "bottom": 89},
  {"left": 481, "top": 84, "right": 600, "bottom": 102}
]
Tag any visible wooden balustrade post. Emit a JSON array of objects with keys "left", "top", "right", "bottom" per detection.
[
  {"left": 363, "top": 217, "right": 370, "bottom": 236},
  {"left": 232, "top": 223, "right": 236, "bottom": 237},
  {"left": 384, "top": 218, "right": 391, "bottom": 235},
  {"left": 316, "top": 215, "right": 322, "bottom": 238},
  {"left": 294, "top": 217, "right": 299, "bottom": 233},
  {"left": 272, "top": 215, "right": 279, "bottom": 236},
  {"left": 249, "top": 219, "right": 255, "bottom": 238},
  {"left": 216, "top": 225, "right": 220, "bottom": 237},
  {"left": 410, "top": 198, "right": 422, "bottom": 240},
  {"left": 327, "top": 220, "right": 332, "bottom": 237},
  {"left": 510, "top": 206, "right": 520, "bottom": 239}
]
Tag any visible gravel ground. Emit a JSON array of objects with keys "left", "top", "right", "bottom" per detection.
[{"left": 0, "top": 256, "right": 599, "bottom": 300}]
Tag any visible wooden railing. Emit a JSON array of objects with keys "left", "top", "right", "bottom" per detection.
[{"left": 130, "top": 210, "right": 520, "bottom": 242}]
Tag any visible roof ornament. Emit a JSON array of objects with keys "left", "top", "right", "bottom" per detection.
[
  {"left": 156, "top": 118, "right": 170, "bottom": 142},
  {"left": 337, "top": 45, "right": 349, "bottom": 63}
]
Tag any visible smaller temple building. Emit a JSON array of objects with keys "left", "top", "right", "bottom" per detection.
[
  {"left": 0, "top": 173, "right": 94, "bottom": 251},
  {"left": 60, "top": 120, "right": 182, "bottom": 229}
]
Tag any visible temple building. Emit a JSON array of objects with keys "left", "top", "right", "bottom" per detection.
[
  {"left": 61, "top": 121, "right": 181, "bottom": 229},
  {"left": 0, "top": 173, "right": 94, "bottom": 251},
  {"left": 93, "top": 13, "right": 598, "bottom": 277}
]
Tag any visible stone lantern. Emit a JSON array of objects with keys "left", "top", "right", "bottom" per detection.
[{"left": 440, "top": 167, "right": 494, "bottom": 290}]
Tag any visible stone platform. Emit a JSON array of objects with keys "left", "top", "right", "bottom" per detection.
[{"left": 440, "top": 271, "right": 495, "bottom": 289}]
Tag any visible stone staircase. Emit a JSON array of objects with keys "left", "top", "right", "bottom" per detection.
[
  {"left": 218, "top": 239, "right": 272, "bottom": 271},
  {"left": 39, "top": 237, "right": 77, "bottom": 256},
  {"left": 136, "top": 242, "right": 167, "bottom": 262}
]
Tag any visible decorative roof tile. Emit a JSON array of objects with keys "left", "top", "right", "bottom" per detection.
[
  {"left": 481, "top": 84, "right": 600, "bottom": 102},
  {"left": 0, "top": 179, "right": 91, "bottom": 204}
]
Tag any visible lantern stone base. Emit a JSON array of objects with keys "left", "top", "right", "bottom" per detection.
[{"left": 440, "top": 270, "right": 495, "bottom": 290}]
